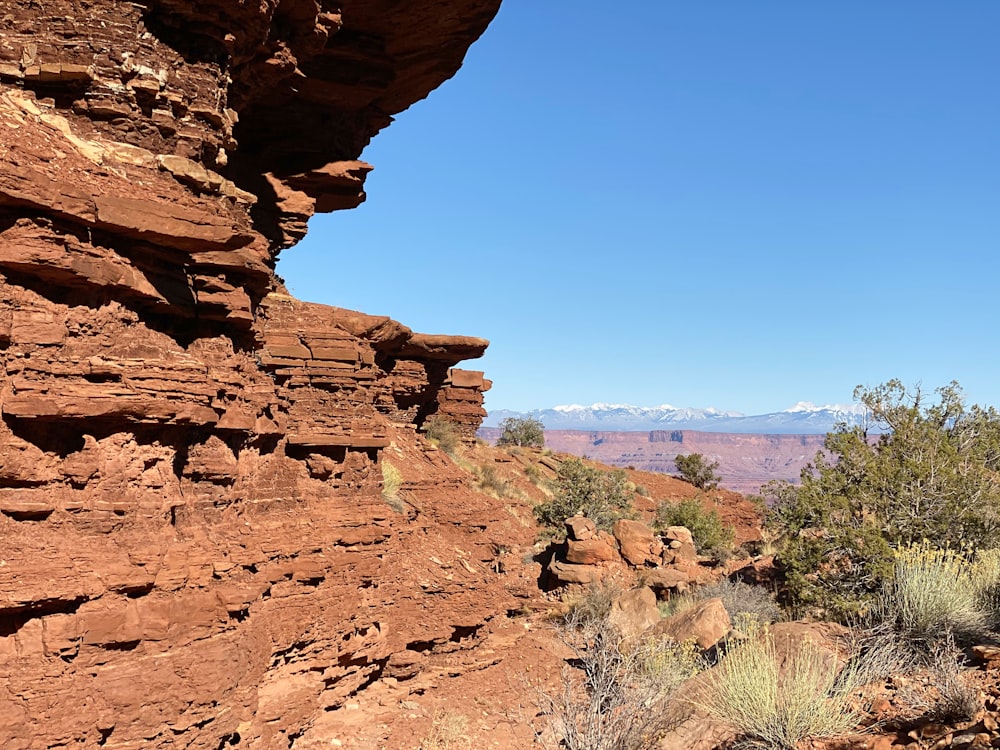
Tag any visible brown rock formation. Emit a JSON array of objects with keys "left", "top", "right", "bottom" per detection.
[{"left": 0, "top": 1, "right": 503, "bottom": 747}]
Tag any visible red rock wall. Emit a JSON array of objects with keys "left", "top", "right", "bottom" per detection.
[{"left": 0, "top": 1, "right": 503, "bottom": 747}]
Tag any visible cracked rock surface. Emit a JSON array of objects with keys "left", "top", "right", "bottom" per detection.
[{"left": 0, "top": 1, "right": 504, "bottom": 747}]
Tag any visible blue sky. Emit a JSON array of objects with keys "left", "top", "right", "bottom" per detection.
[{"left": 277, "top": 2, "right": 1000, "bottom": 416}]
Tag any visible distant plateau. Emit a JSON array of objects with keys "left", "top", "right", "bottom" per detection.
[{"left": 477, "top": 427, "right": 825, "bottom": 494}]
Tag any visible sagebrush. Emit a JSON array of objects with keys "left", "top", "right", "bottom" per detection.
[{"left": 700, "top": 629, "right": 860, "bottom": 750}]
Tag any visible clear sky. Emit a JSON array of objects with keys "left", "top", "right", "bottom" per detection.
[{"left": 276, "top": 1, "right": 1000, "bottom": 416}]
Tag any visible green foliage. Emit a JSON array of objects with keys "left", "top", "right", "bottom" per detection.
[
  {"left": 701, "top": 629, "right": 861, "bottom": 750},
  {"left": 497, "top": 416, "right": 545, "bottom": 448},
  {"left": 655, "top": 498, "right": 735, "bottom": 558},
  {"left": 423, "top": 416, "right": 462, "bottom": 456},
  {"left": 534, "top": 458, "right": 635, "bottom": 534},
  {"left": 772, "top": 380, "right": 1000, "bottom": 619},
  {"left": 674, "top": 453, "right": 721, "bottom": 490}
]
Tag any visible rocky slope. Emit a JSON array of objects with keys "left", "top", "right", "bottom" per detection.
[{"left": 0, "top": 1, "right": 507, "bottom": 747}]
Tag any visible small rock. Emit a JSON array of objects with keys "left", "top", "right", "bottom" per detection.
[{"left": 565, "top": 516, "right": 596, "bottom": 541}]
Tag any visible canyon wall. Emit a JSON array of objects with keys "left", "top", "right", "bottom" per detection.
[{"left": 0, "top": 2, "right": 510, "bottom": 747}]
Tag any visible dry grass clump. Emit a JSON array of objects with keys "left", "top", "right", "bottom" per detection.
[
  {"left": 474, "top": 463, "right": 518, "bottom": 499},
  {"left": 381, "top": 461, "right": 404, "bottom": 512},
  {"left": 851, "top": 543, "right": 1000, "bottom": 689},
  {"left": 423, "top": 416, "right": 463, "bottom": 456},
  {"left": 420, "top": 710, "right": 470, "bottom": 750},
  {"left": 695, "top": 578, "right": 783, "bottom": 631},
  {"left": 926, "top": 644, "right": 982, "bottom": 724},
  {"left": 700, "top": 629, "right": 861, "bottom": 750},
  {"left": 656, "top": 578, "right": 782, "bottom": 632},
  {"left": 560, "top": 580, "right": 623, "bottom": 624},
  {"left": 524, "top": 463, "right": 548, "bottom": 488}
]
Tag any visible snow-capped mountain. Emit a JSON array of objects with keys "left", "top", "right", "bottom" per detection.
[{"left": 483, "top": 401, "right": 872, "bottom": 434}]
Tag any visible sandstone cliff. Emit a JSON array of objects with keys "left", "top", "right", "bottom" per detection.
[{"left": 0, "top": 2, "right": 510, "bottom": 747}]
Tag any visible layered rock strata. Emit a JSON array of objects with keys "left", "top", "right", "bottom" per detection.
[{"left": 0, "top": 1, "right": 502, "bottom": 747}]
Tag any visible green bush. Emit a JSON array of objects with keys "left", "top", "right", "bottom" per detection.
[
  {"left": 701, "top": 629, "right": 861, "bottom": 750},
  {"left": 534, "top": 458, "right": 634, "bottom": 535},
  {"left": 423, "top": 416, "right": 462, "bottom": 456},
  {"left": 655, "top": 498, "right": 735, "bottom": 558},
  {"left": 497, "top": 416, "right": 545, "bottom": 448},
  {"left": 771, "top": 380, "right": 1000, "bottom": 619},
  {"left": 674, "top": 453, "right": 721, "bottom": 490}
]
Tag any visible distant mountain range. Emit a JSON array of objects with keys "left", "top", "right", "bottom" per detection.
[{"left": 482, "top": 401, "right": 873, "bottom": 435}]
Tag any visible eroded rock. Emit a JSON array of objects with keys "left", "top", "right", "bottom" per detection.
[{"left": 0, "top": 0, "right": 504, "bottom": 747}]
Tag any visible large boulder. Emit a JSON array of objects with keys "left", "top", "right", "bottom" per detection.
[
  {"left": 606, "top": 587, "right": 660, "bottom": 644},
  {"left": 565, "top": 536, "right": 619, "bottom": 565},
  {"left": 548, "top": 559, "right": 604, "bottom": 586},
  {"left": 612, "top": 519, "right": 663, "bottom": 567},
  {"left": 642, "top": 567, "right": 691, "bottom": 595},
  {"left": 654, "top": 597, "right": 732, "bottom": 651}
]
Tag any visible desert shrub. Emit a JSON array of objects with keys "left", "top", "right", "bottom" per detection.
[
  {"left": 561, "top": 580, "right": 623, "bottom": 624},
  {"left": 869, "top": 543, "right": 991, "bottom": 655},
  {"left": 423, "top": 416, "right": 462, "bottom": 456},
  {"left": 693, "top": 578, "right": 783, "bottom": 630},
  {"left": 634, "top": 484, "right": 649, "bottom": 497},
  {"left": 972, "top": 548, "right": 1000, "bottom": 629},
  {"left": 674, "top": 453, "right": 721, "bottom": 490},
  {"left": 497, "top": 416, "right": 545, "bottom": 448},
  {"left": 773, "top": 381, "right": 1000, "bottom": 620},
  {"left": 381, "top": 461, "right": 403, "bottom": 511},
  {"left": 925, "top": 640, "right": 982, "bottom": 724},
  {"left": 655, "top": 498, "right": 735, "bottom": 558},
  {"left": 534, "top": 458, "right": 634, "bottom": 535},
  {"left": 541, "top": 604, "right": 701, "bottom": 750},
  {"left": 700, "top": 630, "right": 861, "bottom": 750}
]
